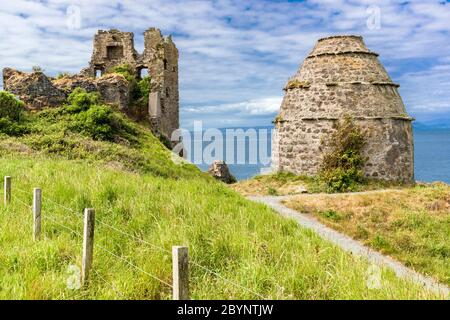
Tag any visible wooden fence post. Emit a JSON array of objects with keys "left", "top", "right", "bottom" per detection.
[
  {"left": 172, "top": 246, "right": 189, "bottom": 300},
  {"left": 4, "top": 176, "right": 11, "bottom": 205},
  {"left": 33, "top": 188, "right": 42, "bottom": 240},
  {"left": 81, "top": 208, "right": 95, "bottom": 286}
]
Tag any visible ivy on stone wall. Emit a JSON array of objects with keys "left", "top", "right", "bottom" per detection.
[
  {"left": 320, "top": 116, "right": 367, "bottom": 192},
  {"left": 111, "top": 64, "right": 151, "bottom": 117}
]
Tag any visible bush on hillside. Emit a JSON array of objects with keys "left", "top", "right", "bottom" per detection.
[
  {"left": 0, "top": 118, "right": 29, "bottom": 136},
  {"left": 0, "top": 91, "right": 25, "bottom": 121},
  {"left": 72, "top": 105, "right": 116, "bottom": 141},
  {"left": 0, "top": 91, "right": 28, "bottom": 136},
  {"left": 320, "top": 116, "right": 367, "bottom": 192},
  {"left": 66, "top": 87, "right": 137, "bottom": 142},
  {"left": 66, "top": 88, "right": 100, "bottom": 113}
]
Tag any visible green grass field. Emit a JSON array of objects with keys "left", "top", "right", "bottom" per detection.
[
  {"left": 0, "top": 158, "right": 441, "bottom": 299},
  {"left": 0, "top": 92, "right": 441, "bottom": 299}
]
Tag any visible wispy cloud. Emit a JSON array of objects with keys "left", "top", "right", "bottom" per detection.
[{"left": 0, "top": 0, "right": 449, "bottom": 128}]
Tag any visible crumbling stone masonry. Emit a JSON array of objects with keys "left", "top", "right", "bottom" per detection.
[
  {"left": 272, "top": 35, "right": 414, "bottom": 183},
  {"left": 81, "top": 28, "right": 179, "bottom": 140},
  {"left": 2, "top": 28, "right": 179, "bottom": 141},
  {"left": 2, "top": 68, "right": 66, "bottom": 109}
]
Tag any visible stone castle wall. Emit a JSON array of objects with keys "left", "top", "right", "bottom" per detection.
[
  {"left": 272, "top": 35, "right": 414, "bottom": 183},
  {"left": 83, "top": 28, "right": 179, "bottom": 140},
  {"left": 2, "top": 28, "right": 179, "bottom": 142},
  {"left": 2, "top": 68, "right": 66, "bottom": 109}
]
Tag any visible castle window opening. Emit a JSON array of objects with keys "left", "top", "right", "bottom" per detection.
[
  {"left": 140, "top": 68, "right": 149, "bottom": 78},
  {"left": 95, "top": 69, "right": 102, "bottom": 78},
  {"left": 163, "top": 59, "right": 168, "bottom": 70},
  {"left": 166, "top": 87, "right": 169, "bottom": 97},
  {"left": 107, "top": 45, "right": 124, "bottom": 60}
]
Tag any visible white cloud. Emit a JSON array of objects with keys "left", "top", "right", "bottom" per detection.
[
  {"left": 183, "top": 96, "right": 282, "bottom": 128},
  {"left": 399, "top": 62, "right": 450, "bottom": 114},
  {"left": 185, "top": 96, "right": 282, "bottom": 115},
  {"left": 0, "top": 0, "right": 449, "bottom": 128}
]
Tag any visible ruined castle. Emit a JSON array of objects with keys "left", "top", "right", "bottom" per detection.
[
  {"left": 2, "top": 28, "right": 179, "bottom": 141},
  {"left": 272, "top": 35, "right": 414, "bottom": 183}
]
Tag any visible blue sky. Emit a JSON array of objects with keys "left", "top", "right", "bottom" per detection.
[{"left": 1, "top": 0, "right": 449, "bottom": 129}]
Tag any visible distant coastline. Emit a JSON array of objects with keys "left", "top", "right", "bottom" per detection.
[{"left": 192, "top": 126, "right": 450, "bottom": 184}]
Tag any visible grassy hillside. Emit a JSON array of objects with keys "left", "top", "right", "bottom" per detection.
[
  {"left": 0, "top": 89, "right": 200, "bottom": 180},
  {"left": 0, "top": 159, "right": 440, "bottom": 299},
  {"left": 0, "top": 90, "right": 441, "bottom": 299}
]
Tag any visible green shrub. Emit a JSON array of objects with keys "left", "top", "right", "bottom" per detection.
[
  {"left": 157, "top": 133, "right": 172, "bottom": 149},
  {"left": 267, "top": 187, "right": 279, "bottom": 196},
  {"left": 66, "top": 88, "right": 99, "bottom": 113},
  {"left": 111, "top": 65, "right": 151, "bottom": 110},
  {"left": 59, "top": 87, "right": 138, "bottom": 142},
  {"left": 136, "top": 76, "right": 151, "bottom": 105},
  {"left": 56, "top": 72, "right": 72, "bottom": 79},
  {"left": 72, "top": 105, "right": 116, "bottom": 141},
  {"left": 319, "top": 209, "right": 342, "bottom": 222},
  {"left": 0, "top": 91, "right": 25, "bottom": 121},
  {"left": 0, "top": 91, "right": 28, "bottom": 136},
  {"left": 0, "top": 118, "right": 29, "bottom": 136},
  {"left": 320, "top": 116, "right": 366, "bottom": 193},
  {"left": 111, "top": 64, "right": 135, "bottom": 82}
]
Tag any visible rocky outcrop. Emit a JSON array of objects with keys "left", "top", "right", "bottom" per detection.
[
  {"left": 3, "top": 68, "right": 130, "bottom": 110},
  {"left": 207, "top": 160, "right": 237, "bottom": 184},
  {"left": 2, "top": 68, "right": 65, "bottom": 109}
]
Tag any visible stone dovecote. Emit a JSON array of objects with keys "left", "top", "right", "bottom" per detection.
[{"left": 272, "top": 35, "right": 414, "bottom": 183}]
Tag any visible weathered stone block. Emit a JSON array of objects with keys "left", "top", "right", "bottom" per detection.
[{"left": 3, "top": 68, "right": 65, "bottom": 109}]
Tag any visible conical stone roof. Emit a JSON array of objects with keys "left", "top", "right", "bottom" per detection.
[{"left": 279, "top": 35, "right": 411, "bottom": 120}]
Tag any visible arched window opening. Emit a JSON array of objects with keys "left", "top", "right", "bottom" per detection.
[{"left": 140, "top": 68, "right": 149, "bottom": 78}]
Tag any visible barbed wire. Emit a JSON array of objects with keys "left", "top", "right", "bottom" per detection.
[
  {"left": 12, "top": 194, "right": 32, "bottom": 209},
  {"left": 14, "top": 187, "right": 30, "bottom": 196},
  {"left": 13, "top": 194, "right": 82, "bottom": 237},
  {"left": 10, "top": 185, "right": 266, "bottom": 299},
  {"left": 95, "top": 242, "right": 173, "bottom": 289},
  {"left": 92, "top": 268, "right": 127, "bottom": 299},
  {"left": 44, "top": 196, "right": 82, "bottom": 218},
  {"left": 188, "top": 259, "right": 266, "bottom": 299},
  {"left": 96, "top": 218, "right": 171, "bottom": 254},
  {"left": 12, "top": 193, "right": 132, "bottom": 297}
]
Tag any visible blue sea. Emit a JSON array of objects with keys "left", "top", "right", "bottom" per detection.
[{"left": 190, "top": 128, "right": 450, "bottom": 183}]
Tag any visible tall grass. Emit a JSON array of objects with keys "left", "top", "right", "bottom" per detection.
[{"left": 0, "top": 158, "right": 439, "bottom": 299}]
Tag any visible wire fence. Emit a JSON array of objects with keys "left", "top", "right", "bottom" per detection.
[{"left": 4, "top": 179, "right": 266, "bottom": 300}]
